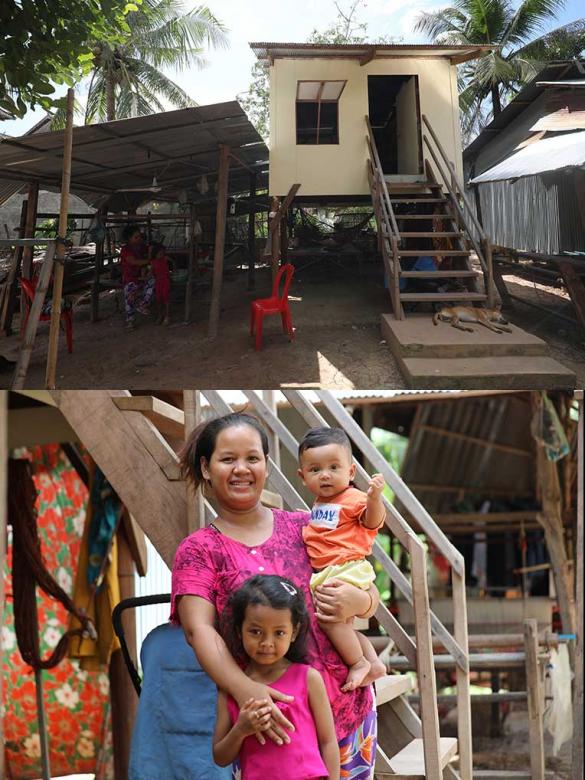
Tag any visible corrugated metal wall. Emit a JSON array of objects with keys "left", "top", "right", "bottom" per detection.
[
  {"left": 134, "top": 536, "right": 172, "bottom": 660},
  {"left": 470, "top": 173, "right": 585, "bottom": 254}
]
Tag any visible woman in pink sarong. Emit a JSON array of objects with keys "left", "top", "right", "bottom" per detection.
[{"left": 171, "top": 412, "right": 379, "bottom": 778}]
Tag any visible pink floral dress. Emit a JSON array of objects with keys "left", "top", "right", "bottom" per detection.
[{"left": 170, "top": 509, "right": 375, "bottom": 747}]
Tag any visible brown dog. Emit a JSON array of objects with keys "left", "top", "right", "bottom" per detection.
[{"left": 433, "top": 306, "right": 512, "bottom": 334}]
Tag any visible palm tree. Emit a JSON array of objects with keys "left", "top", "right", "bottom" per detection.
[
  {"left": 85, "top": 0, "right": 228, "bottom": 122},
  {"left": 415, "top": 0, "right": 585, "bottom": 138}
]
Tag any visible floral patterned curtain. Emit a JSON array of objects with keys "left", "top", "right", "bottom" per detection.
[{"left": 2, "top": 445, "right": 113, "bottom": 779}]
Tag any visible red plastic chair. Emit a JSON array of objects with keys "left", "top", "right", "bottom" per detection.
[
  {"left": 250, "top": 263, "right": 295, "bottom": 351},
  {"left": 20, "top": 277, "right": 74, "bottom": 354}
]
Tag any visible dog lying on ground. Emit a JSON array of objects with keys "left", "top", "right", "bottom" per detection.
[{"left": 432, "top": 306, "right": 513, "bottom": 333}]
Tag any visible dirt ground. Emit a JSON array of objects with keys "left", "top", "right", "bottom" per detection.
[{"left": 1, "top": 260, "right": 583, "bottom": 389}]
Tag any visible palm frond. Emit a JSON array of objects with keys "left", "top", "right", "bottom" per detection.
[
  {"left": 128, "top": 58, "right": 196, "bottom": 108},
  {"left": 512, "top": 18, "right": 585, "bottom": 59},
  {"left": 500, "top": 0, "right": 566, "bottom": 49}
]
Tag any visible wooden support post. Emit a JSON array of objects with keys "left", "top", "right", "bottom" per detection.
[
  {"left": 524, "top": 618, "right": 545, "bottom": 780},
  {"left": 270, "top": 196, "right": 281, "bottom": 283},
  {"left": 11, "top": 242, "right": 57, "bottom": 389},
  {"left": 572, "top": 390, "right": 583, "bottom": 780},
  {"left": 409, "top": 539, "right": 442, "bottom": 779},
  {"left": 247, "top": 173, "right": 257, "bottom": 290},
  {"left": 45, "top": 87, "right": 75, "bottom": 389},
  {"left": 91, "top": 207, "right": 106, "bottom": 323},
  {"left": 482, "top": 237, "right": 495, "bottom": 309},
  {"left": 208, "top": 144, "right": 230, "bottom": 339},
  {"left": 0, "top": 200, "right": 27, "bottom": 335},
  {"left": 453, "top": 568, "right": 473, "bottom": 780},
  {"left": 558, "top": 261, "right": 585, "bottom": 334},
  {"left": 492, "top": 257, "right": 513, "bottom": 308},
  {"left": 20, "top": 181, "right": 39, "bottom": 327},
  {"left": 0, "top": 391, "right": 6, "bottom": 780},
  {"left": 281, "top": 209, "right": 288, "bottom": 262},
  {"left": 263, "top": 391, "right": 280, "bottom": 468},
  {"left": 183, "top": 390, "right": 205, "bottom": 532},
  {"left": 184, "top": 205, "right": 196, "bottom": 324},
  {"left": 110, "top": 526, "right": 139, "bottom": 780}
]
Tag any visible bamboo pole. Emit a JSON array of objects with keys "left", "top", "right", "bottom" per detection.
[
  {"left": 45, "top": 87, "right": 75, "bottom": 389},
  {"left": 208, "top": 144, "right": 230, "bottom": 339}
]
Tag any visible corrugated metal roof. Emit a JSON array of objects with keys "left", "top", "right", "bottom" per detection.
[
  {"left": 0, "top": 114, "right": 53, "bottom": 207},
  {"left": 536, "top": 79, "right": 585, "bottom": 87},
  {"left": 0, "top": 103, "right": 268, "bottom": 209},
  {"left": 469, "top": 130, "right": 585, "bottom": 183},
  {"left": 250, "top": 41, "right": 492, "bottom": 64}
]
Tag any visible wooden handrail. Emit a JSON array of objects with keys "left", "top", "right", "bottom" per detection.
[{"left": 365, "top": 116, "right": 400, "bottom": 238}]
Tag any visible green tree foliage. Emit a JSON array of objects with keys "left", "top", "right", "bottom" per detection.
[
  {"left": 415, "top": 0, "right": 585, "bottom": 140},
  {"left": 239, "top": 0, "right": 396, "bottom": 139},
  {"left": 85, "top": 0, "right": 229, "bottom": 122},
  {"left": 0, "top": 0, "right": 133, "bottom": 117}
]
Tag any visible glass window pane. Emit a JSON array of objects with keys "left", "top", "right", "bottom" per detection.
[
  {"left": 296, "top": 102, "right": 319, "bottom": 144},
  {"left": 318, "top": 102, "right": 338, "bottom": 144},
  {"left": 297, "top": 81, "right": 321, "bottom": 100},
  {"left": 321, "top": 81, "right": 345, "bottom": 100}
]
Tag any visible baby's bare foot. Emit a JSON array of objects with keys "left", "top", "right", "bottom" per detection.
[
  {"left": 361, "top": 658, "right": 386, "bottom": 687},
  {"left": 341, "top": 656, "right": 371, "bottom": 692}
]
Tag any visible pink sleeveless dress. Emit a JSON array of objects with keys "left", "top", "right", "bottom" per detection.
[{"left": 226, "top": 664, "right": 328, "bottom": 780}]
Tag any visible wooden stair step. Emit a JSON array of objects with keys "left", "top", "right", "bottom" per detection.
[
  {"left": 399, "top": 270, "right": 479, "bottom": 278},
  {"left": 113, "top": 395, "right": 185, "bottom": 439},
  {"left": 395, "top": 213, "right": 453, "bottom": 219},
  {"left": 398, "top": 250, "right": 470, "bottom": 256},
  {"left": 375, "top": 674, "right": 412, "bottom": 706},
  {"left": 390, "top": 197, "right": 446, "bottom": 203},
  {"left": 400, "top": 356, "right": 576, "bottom": 390},
  {"left": 399, "top": 292, "right": 486, "bottom": 302},
  {"left": 388, "top": 737, "right": 458, "bottom": 775},
  {"left": 384, "top": 181, "right": 442, "bottom": 189}
]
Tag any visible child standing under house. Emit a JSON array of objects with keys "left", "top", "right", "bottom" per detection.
[
  {"left": 298, "top": 427, "right": 387, "bottom": 692},
  {"left": 213, "top": 574, "right": 340, "bottom": 780},
  {"left": 120, "top": 225, "right": 155, "bottom": 331},
  {"left": 149, "top": 242, "right": 172, "bottom": 325}
]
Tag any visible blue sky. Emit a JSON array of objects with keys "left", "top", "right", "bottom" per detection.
[{"left": 2, "top": 0, "right": 584, "bottom": 136}]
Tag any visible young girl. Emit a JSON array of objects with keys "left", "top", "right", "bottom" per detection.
[
  {"left": 298, "top": 427, "right": 387, "bottom": 692},
  {"left": 149, "top": 241, "right": 172, "bottom": 325},
  {"left": 119, "top": 224, "right": 154, "bottom": 330},
  {"left": 213, "top": 574, "right": 340, "bottom": 780}
]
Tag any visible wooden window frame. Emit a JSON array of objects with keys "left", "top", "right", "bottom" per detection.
[{"left": 295, "top": 80, "right": 347, "bottom": 145}]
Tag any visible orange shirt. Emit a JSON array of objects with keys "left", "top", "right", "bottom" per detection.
[{"left": 302, "top": 486, "right": 379, "bottom": 570}]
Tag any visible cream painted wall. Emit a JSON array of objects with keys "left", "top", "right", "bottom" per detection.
[{"left": 268, "top": 56, "right": 464, "bottom": 197}]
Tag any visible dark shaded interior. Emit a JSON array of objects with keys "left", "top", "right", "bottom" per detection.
[
  {"left": 367, "top": 74, "right": 410, "bottom": 174},
  {"left": 296, "top": 101, "right": 339, "bottom": 144}
]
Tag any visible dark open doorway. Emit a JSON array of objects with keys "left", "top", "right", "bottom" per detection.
[{"left": 367, "top": 75, "right": 422, "bottom": 176}]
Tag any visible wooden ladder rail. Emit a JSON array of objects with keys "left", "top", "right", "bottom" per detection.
[
  {"left": 288, "top": 390, "right": 472, "bottom": 780},
  {"left": 365, "top": 116, "right": 404, "bottom": 319},
  {"left": 421, "top": 114, "right": 495, "bottom": 308}
]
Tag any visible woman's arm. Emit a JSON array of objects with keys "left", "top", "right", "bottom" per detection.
[
  {"left": 314, "top": 580, "right": 380, "bottom": 622},
  {"left": 307, "top": 668, "right": 340, "bottom": 780},
  {"left": 213, "top": 693, "right": 272, "bottom": 766},
  {"left": 178, "top": 595, "right": 295, "bottom": 745}
]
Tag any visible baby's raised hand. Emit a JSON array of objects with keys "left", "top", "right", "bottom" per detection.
[
  {"left": 367, "top": 473, "right": 385, "bottom": 498},
  {"left": 236, "top": 698, "right": 272, "bottom": 737}
]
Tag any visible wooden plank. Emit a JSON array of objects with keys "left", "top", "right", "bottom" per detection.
[
  {"left": 375, "top": 598, "right": 417, "bottom": 666},
  {"left": 53, "top": 391, "right": 187, "bottom": 566},
  {"left": 20, "top": 181, "right": 40, "bottom": 288},
  {"left": 0, "top": 392, "right": 6, "bottom": 780},
  {"left": 113, "top": 396, "right": 185, "bottom": 439},
  {"left": 572, "top": 389, "right": 584, "bottom": 780},
  {"left": 409, "top": 541, "right": 442, "bottom": 778},
  {"left": 375, "top": 674, "right": 412, "bottom": 706},
  {"left": 121, "top": 511, "right": 148, "bottom": 577},
  {"left": 558, "top": 261, "right": 585, "bottom": 332},
  {"left": 0, "top": 200, "right": 27, "bottom": 335},
  {"left": 247, "top": 173, "right": 257, "bottom": 289},
  {"left": 45, "top": 87, "right": 74, "bottom": 389},
  {"left": 183, "top": 390, "right": 205, "bottom": 532},
  {"left": 208, "top": 143, "right": 230, "bottom": 339},
  {"left": 388, "top": 737, "right": 457, "bottom": 774},
  {"left": 11, "top": 241, "right": 57, "bottom": 390},
  {"left": 524, "top": 618, "right": 545, "bottom": 780},
  {"left": 453, "top": 568, "right": 472, "bottom": 780},
  {"left": 389, "top": 652, "right": 531, "bottom": 670}
]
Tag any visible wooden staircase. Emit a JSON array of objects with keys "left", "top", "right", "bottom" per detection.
[
  {"left": 366, "top": 116, "right": 495, "bottom": 320},
  {"left": 52, "top": 390, "right": 471, "bottom": 779}
]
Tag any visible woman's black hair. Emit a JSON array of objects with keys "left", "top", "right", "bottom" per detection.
[
  {"left": 122, "top": 223, "right": 142, "bottom": 242},
  {"left": 298, "top": 426, "right": 352, "bottom": 458},
  {"left": 222, "top": 575, "right": 309, "bottom": 664},
  {"left": 179, "top": 412, "right": 270, "bottom": 490}
]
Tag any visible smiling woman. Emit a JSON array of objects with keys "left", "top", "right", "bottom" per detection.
[{"left": 171, "top": 411, "right": 379, "bottom": 780}]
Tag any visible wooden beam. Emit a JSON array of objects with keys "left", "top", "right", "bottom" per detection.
[
  {"left": 208, "top": 143, "right": 230, "bottom": 339},
  {"left": 524, "top": 618, "right": 545, "bottom": 780},
  {"left": 184, "top": 205, "right": 196, "bottom": 324},
  {"left": 573, "top": 390, "right": 583, "bottom": 780},
  {"left": 121, "top": 510, "right": 148, "bottom": 577},
  {"left": 53, "top": 391, "right": 188, "bottom": 567},
  {"left": 20, "top": 181, "right": 39, "bottom": 284},
  {"left": 183, "top": 390, "right": 204, "bottom": 532},
  {"left": 0, "top": 199, "right": 27, "bottom": 335},
  {"left": 558, "top": 261, "right": 585, "bottom": 334},
  {"left": 113, "top": 395, "right": 185, "bottom": 439},
  {"left": 247, "top": 173, "right": 257, "bottom": 290},
  {"left": 360, "top": 47, "right": 376, "bottom": 66},
  {"left": 415, "top": 423, "right": 533, "bottom": 458},
  {"left": 270, "top": 195, "right": 281, "bottom": 282},
  {"left": 45, "top": 87, "right": 74, "bottom": 389}
]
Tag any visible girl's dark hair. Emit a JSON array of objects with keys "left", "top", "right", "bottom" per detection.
[
  {"left": 179, "top": 412, "right": 270, "bottom": 490},
  {"left": 222, "top": 575, "right": 309, "bottom": 664},
  {"left": 298, "top": 426, "right": 352, "bottom": 458},
  {"left": 122, "top": 223, "right": 142, "bottom": 242}
]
